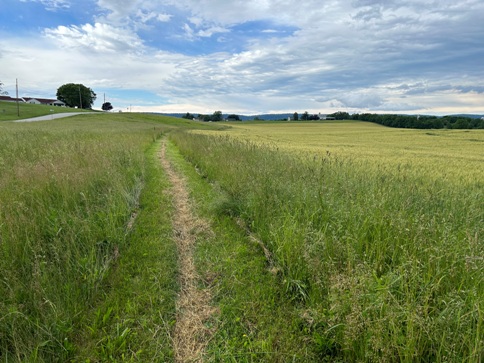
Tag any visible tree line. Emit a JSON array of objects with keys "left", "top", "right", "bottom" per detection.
[
  {"left": 348, "top": 113, "right": 484, "bottom": 129},
  {"left": 182, "top": 111, "right": 241, "bottom": 121},
  {"left": 294, "top": 110, "right": 484, "bottom": 129}
]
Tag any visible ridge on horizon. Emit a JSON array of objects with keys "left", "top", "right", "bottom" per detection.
[{"left": 150, "top": 112, "right": 484, "bottom": 120}]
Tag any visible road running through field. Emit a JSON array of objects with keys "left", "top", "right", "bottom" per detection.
[
  {"left": 13, "top": 112, "right": 97, "bottom": 122},
  {"left": 159, "top": 139, "right": 216, "bottom": 362}
]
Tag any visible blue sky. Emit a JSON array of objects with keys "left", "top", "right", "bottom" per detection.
[{"left": 1, "top": 0, "right": 483, "bottom": 115}]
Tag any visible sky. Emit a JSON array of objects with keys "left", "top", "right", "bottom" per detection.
[{"left": 1, "top": 0, "right": 483, "bottom": 115}]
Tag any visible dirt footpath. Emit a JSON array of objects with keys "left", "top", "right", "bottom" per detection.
[{"left": 159, "top": 140, "right": 216, "bottom": 362}]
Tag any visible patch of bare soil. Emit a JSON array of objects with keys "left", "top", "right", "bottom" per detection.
[{"left": 159, "top": 140, "right": 216, "bottom": 362}]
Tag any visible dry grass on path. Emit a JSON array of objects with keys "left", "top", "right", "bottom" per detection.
[{"left": 159, "top": 140, "right": 216, "bottom": 362}]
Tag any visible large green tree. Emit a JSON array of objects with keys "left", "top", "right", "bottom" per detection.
[{"left": 56, "top": 83, "right": 96, "bottom": 109}]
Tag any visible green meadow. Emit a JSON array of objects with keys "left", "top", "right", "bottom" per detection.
[
  {"left": 0, "top": 100, "right": 93, "bottom": 122},
  {"left": 0, "top": 109, "right": 482, "bottom": 362},
  {"left": 173, "top": 121, "right": 483, "bottom": 362}
]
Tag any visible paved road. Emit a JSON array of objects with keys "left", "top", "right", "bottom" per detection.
[{"left": 14, "top": 112, "right": 97, "bottom": 122}]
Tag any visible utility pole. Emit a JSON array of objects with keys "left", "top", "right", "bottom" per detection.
[
  {"left": 16, "top": 78, "right": 19, "bottom": 117},
  {"left": 79, "top": 85, "right": 83, "bottom": 109}
]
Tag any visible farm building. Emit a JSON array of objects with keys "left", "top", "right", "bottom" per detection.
[
  {"left": 22, "top": 97, "right": 66, "bottom": 106},
  {"left": 319, "top": 113, "right": 335, "bottom": 120},
  {"left": 0, "top": 95, "right": 66, "bottom": 106},
  {"left": 0, "top": 96, "right": 22, "bottom": 102}
]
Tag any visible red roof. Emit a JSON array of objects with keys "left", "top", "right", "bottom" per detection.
[{"left": 0, "top": 95, "right": 21, "bottom": 102}]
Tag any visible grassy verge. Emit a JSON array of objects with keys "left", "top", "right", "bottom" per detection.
[{"left": 170, "top": 131, "right": 483, "bottom": 362}]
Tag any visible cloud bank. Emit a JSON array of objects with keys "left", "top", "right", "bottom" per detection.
[{"left": 1, "top": 0, "right": 483, "bottom": 114}]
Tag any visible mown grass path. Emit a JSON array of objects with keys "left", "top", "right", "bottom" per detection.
[{"left": 159, "top": 139, "right": 216, "bottom": 362}]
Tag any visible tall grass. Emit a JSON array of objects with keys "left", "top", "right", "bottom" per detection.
[
  {"left": 0, "top": 118, "right": 163, "bottom": 361},
  {"left": 170, "top": 131, "right": 483, "bottom": 362},
  {"left": 74, "top": 139, "right": 178, "bottom": 362}
]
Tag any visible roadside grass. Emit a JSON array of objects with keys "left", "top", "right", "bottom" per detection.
[
  {"left": 170, "top": 130, "right": 483, "bottom": 362},
  {"left": 0, "top": 100, "right": 94, "bottom": 121},
  {"left": 165, "top": 137, "right": 318, "bottom": 361},
  {"left": 0, "top": 114, "right": 202, "bottom": 361}
]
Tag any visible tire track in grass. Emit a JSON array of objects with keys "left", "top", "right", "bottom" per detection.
[{"left": 159, "top": 139, "right": 216, "bottom": 362}]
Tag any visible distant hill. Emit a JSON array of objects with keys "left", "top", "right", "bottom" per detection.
[
  {"left": 449, "top": 114, "right": 484, "bottom": 119},
  {"left": 150, "top": 112, "right": 484, "bottom": 122},
  {"left": 149, "top": 113, "right": 293, "bottom": 121}
]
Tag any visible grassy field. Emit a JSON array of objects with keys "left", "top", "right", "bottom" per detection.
[
  {"left": 0, "top": 100, "right": 94, "bottom": 121},
  {"left": 0, "top": 112, "right": 222, "bottom": 361},
  {"left": 0, "top": 114, "right": 172, "bottom": 361},
  {"left": 0, "top": 111, "right": 482, "bottom": 362},
  {"left": 172, "top": 121, "right": 483, "bottom": 362},
  {"left": 197, "top": 120, "right": 484, "bottom": 184}
]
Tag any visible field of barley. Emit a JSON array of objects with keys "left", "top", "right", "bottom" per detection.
[
  {"left": 198, "top": 120, "right": 484, "bottom": 184},
  {"left": 173, "top": 120, "right": 483, "bottom": 362}
]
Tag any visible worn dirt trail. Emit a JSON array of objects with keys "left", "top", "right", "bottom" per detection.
[{"left": 159, "top": 140, "right": 216, "bottom": 362}]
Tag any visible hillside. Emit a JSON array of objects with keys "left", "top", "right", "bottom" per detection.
[{"left": 0, "top": 100, "right": 94, "bottom": 122}]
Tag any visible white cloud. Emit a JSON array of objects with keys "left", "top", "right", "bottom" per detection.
[
  {"left": 197, "top": 26, "right": 229, "bottom": 38},
  {"left": 0, "top": 34, "right": 180, "bottom": 102},
  {"left": 133, "top": 10, "right": 173, "bottom": 24},
  {"left": 3, "top": 0, "right": 484, "bottom": 114},
  {"left": 95, "top": 0, "right": 137, "bottom": 23},
  {"left": 43, "top": 23, "right": 145, "bottom": 53},
  {"left": 19, "top": 0, "right": 70, "bottom": 10},
  {"left": 182, "top": 23, "right": 195, "bottom": 40},
  {"left": 157, "top": 13, "right": 173, "bottom": 22},
  {"left": 189, "top": 17, "right": 204, "bottom": 27},
  {"left": 135, "top": 10, "right": 158, "bottom": 23},
  {"left": 335, "top": 92, "right": 385, "bottom": 109}
]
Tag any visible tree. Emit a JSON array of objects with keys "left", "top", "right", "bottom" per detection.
[
  {"left": 227, "top": 114, "right": 240, "bottom": 121},
  {"left": 329, "top": 111, "right": 350, "bottom": 120},
  {"left": 301, "top": 111, "right": 309, "bottom": 120},
  {"left": 182, "top": 112, "right": 194, "bottom": 119},
  {"left": 293, "top": 112, "right": 299, "bottom": 121},
  {"left": 200, "top": 114, "right": 212, "bottom": 122},
  {"left": 211, "top": 110, "right": 223, "bottom": 121},
  {"left": 57, "top": 83, "right": 96, "bottom": 109},
  {"left": 102, "top": 102, "right": 113, "bottom": 111},
  {"left": 0, "top": 80, "right": 8, "bottom": 95}
]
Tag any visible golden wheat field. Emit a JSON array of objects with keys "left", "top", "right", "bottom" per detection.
[{"left": 197, "top": 120, "right": 484, "bottom": 185}]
